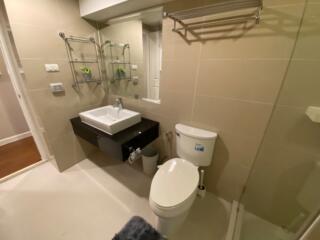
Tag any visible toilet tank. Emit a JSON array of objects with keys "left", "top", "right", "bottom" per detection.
[{"left": 175, "top": 124, "right": 218, "bottom": 167}]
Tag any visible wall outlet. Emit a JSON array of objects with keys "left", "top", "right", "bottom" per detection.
[
  {"left": 132, "top": 76, "right": 139, "bottom": 85},
  {"left": 45, "top": 64, "right": 59, "bottom": 72}
]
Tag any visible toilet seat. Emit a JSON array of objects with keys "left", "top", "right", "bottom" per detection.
[{"left": 149, "top": 158, "right": 199, "bottom": 217}]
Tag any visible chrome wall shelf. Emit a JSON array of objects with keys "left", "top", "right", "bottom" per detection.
[
  {"left": 59, "top": 32, "right": 103, "bottom": 89},
  {"left": 110, "top": 62, "right": 131, "bottom": 65},
  {"left": 105, "top": 42, "right": 132, "bottom": 83},
  {"left": 165, "top": 0, "right": 263, "bottom": 43},
  {"left": 70, "top": 60, "right": 99, "bottom": 63}
]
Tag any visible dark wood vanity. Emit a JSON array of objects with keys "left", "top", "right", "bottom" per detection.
[{"left": 70, "top": 117, "right": 159, "bottom": 161}]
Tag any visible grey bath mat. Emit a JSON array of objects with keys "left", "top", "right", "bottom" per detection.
[{"left": 113, "top": 216, "right": 164, "bottom": 240}]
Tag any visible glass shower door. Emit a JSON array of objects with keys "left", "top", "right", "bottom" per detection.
[{"left": 236, "top": 0, "right": 320, "bottom": 239}]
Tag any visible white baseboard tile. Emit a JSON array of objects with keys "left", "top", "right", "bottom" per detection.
[{"left": 0, "top": 131, "right": 32, "bottom": 147}]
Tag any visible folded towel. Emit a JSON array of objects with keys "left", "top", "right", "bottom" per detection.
[{"left": 113, "top": 216, "right": 164, "bottom": 240}]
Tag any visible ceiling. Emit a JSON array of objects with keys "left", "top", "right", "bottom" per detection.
[
  {"left": 80, "top": 0, "right": 173, "bottom": 22},
  {"left": 105, "top": 7, "right": 163, "bottom": 27}
]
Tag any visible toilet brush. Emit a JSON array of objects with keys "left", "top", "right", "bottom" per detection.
[{"left": 198, "top": 169, "right": 206, "bottom": 198}]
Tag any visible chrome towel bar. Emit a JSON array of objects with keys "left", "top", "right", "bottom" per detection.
[{"left": 165, "top": 0, "right": 263, "bottom": 43}]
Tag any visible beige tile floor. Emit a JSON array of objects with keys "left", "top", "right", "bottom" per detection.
[
  {"left": 240, "top": 211, "right": 293, "bottom": 240},
  {"left": 0, "top": 156, "right": 231, "bottom": 240}
]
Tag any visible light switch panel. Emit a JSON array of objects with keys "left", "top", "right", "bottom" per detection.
[
  {"left": 45, "top": 64, "right": 59, "bottom": 72},
  {"left": 49, "top": 83, "right": 64, "bottom": 93},
  {"left": 131, "top": 64, "right": 138, "bottom": 70}
]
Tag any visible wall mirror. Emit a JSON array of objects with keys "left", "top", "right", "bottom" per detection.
[{"left": 100, "top": 7, "right": 163, "bottom": 103}]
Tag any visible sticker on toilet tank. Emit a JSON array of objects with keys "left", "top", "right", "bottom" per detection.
[{"left": 195, "top": 144, "right": 205, "bottom": 152}]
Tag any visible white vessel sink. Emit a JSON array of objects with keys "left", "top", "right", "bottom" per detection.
[{"left": 79, "top": 105, "right": 141, "bottom": 135}]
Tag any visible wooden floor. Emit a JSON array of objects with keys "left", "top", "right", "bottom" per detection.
[{"left": 0, "top": 136, "right": 41, "bottom": 178}]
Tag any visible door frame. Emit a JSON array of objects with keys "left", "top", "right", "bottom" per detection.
[{"left": 0, "top": 4, "right": 51, "bottom": 179}]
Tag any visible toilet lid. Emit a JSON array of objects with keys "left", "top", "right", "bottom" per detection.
[{"left": 150, "top": 158, "right": 199, "bottom": 208}]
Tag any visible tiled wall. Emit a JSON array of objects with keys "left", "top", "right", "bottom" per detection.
[
  {"left": 3, "top": 0, "right": 107, "bottom": 170},
  {"left": 243, "top": 0, "right": 320, "bottom": 229},
  {"left": 109, "top": 0, "right": 307, "bottom": 202}
]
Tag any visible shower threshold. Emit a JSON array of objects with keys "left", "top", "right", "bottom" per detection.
[{"left": 226, "top": 201, "right": 294, "bottom": 240}]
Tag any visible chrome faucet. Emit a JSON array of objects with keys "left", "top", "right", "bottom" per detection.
[{"left": 114, "top": 98, "right": 123, "bottom": 110}]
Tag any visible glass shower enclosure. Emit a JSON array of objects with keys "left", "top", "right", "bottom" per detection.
[{"left": 234, "top": 0, "right": 320, "bottom": 239}]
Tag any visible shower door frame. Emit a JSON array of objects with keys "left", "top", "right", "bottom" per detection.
[
  {"left": 229, "top": 202, "right": 320, "bottom": 240},
  {"left": 229, "top": 0, "right": 320, "bottom": 237}
]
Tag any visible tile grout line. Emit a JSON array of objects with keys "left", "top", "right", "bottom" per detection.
[
  {"left": 190, "top": 43, "right": 203, "bottom": 121},
  {"left": 196, "top": 94, "right": 275, "bottom": 106},
  {"left": 75, "top": 162, "right": 132, "bottom": 213}
]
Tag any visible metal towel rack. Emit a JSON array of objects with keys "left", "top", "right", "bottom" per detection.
[{"left": 166, "top": 0, "right": 263, "bottom": 43}]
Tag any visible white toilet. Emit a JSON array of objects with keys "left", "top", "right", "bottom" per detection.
[{"left": 149, "top": 124, "right": 218, "bottom": 237}]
